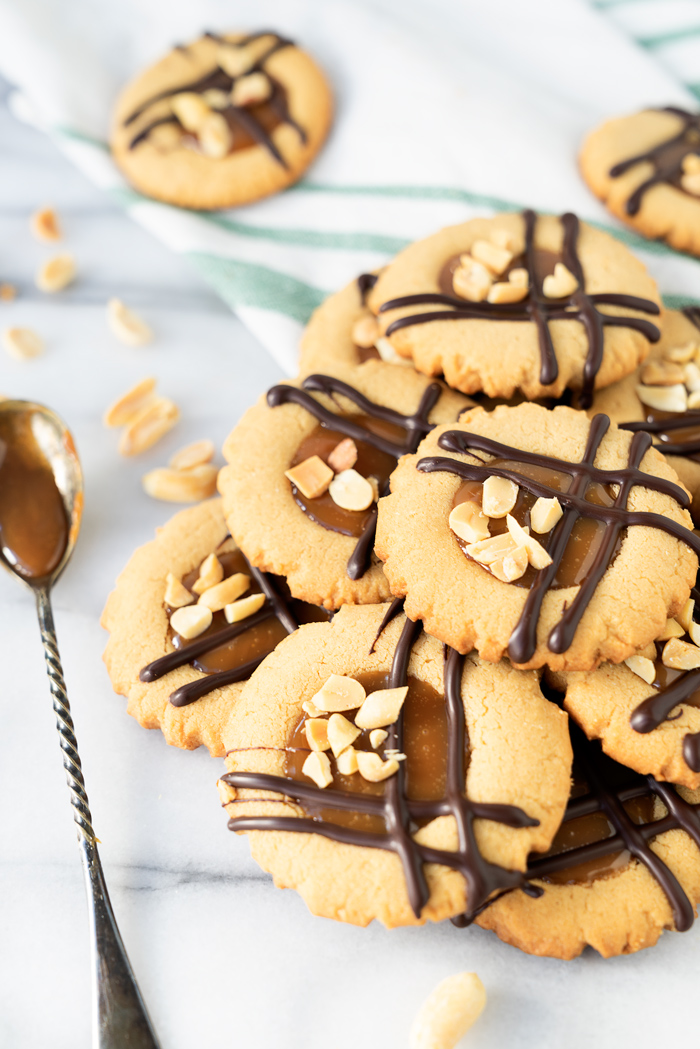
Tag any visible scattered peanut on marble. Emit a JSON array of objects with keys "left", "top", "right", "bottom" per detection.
[
  {"left": 2, "top": 326, "right": 44, "bottom": 360},
  {"left": 410, "top": 972, "right": 487, "bottom": 1049},
  {"left": 107, "top": 298, "right": 153, "bottom": 346}
]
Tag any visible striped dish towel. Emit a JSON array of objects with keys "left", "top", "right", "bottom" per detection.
[{"left": 1, "top": 0, "right": 700, "bottom": 375}]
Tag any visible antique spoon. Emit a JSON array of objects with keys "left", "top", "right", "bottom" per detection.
[{"left": 0, "top": 400, "right": 161, "bottom": 1049}]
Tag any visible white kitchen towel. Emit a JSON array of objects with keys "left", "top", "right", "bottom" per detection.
[{"left": 0, "top": 0, "right": 698, "bottom": 376}]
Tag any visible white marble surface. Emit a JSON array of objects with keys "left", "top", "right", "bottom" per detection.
[{"left": 1, "top": 7, "right": 700, "bottom": 1048}]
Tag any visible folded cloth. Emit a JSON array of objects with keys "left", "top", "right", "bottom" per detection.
[{"left": 0, "top": 0, "right": 699, "bottom": 376}]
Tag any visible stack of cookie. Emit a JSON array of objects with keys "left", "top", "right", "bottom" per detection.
[{"left": 103, "top": 208, "right": 700, "bottom": 960}]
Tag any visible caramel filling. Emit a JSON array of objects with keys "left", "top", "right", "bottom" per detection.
[
  {"left": 452, "top": 459, "right": 621, "bottom": 589},
  {"left": 284, "top": 672, "right": 456, "bottom": 834},
  {"left": 538, "top": 766, "right": 656, "bottom": 885},
  {"left": 170, "top": 548, "right": 328, "bottom": 673},
  {"left": 0, "top": 411, "right": 69, "bottom": 579},
  {"left": 289, "top": 415, "right": 403, "bottom": 537}
]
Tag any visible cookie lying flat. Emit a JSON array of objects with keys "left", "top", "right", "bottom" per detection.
[
  {"left": 367, "top": 211, "right": 661, "bottom": 405},
  {"left": 101, "top": 499, "right": 328, "bottom": 755},
  {"left": 591, "top": 307, "right": 700, "bottom": 521},
  {"left": 580, "top": 107, "right": 700, "bottom": 256},
  {"left": 551, "top": 581, "right": 700, "bottom": 790},
  {"left": 111, "top": 31, "right": 332, "bottom": 209},
  {"left": 477, "top": 723, "right": 700, "bottom": 958},
  {"left": 218, "top": 368, "right": 470, "bottom": 610},
  {"left": 219, "top": 602, "right": 572, "bottom": 928},
  {"left": 375, "top": 403, "right": 698, "bottom": 671}
]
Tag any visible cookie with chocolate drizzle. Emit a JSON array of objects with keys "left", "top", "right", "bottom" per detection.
[
  {"left": 591, "top": 308, "right": 700, "bottom": 522},
  {"left": 110, "top": 31, "right": 332, "bottom": 209},
  {"left": 219, "top": 601, "right": 572, "bottom": 928},
  {"left": 375, "top": 403, "right": 698, "bottom": 671},
  {"left": 580, "top": 107, "right": 700, "bottom": 256},
  {"left": 101, "top": 499, "right": 329, "bottom": 755},
  {"left": 218, "top": 367, "right": 471, "bottom": 610},
  {"left": 476, "top": 720, "right": 700, "bottom": 958},
  {"left": 367, "top": 211, "right": 661, "bottom": 405}
]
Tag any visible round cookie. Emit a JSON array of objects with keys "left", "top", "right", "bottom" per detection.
[
  {"left": 218, "top": 367, "right": 470, "bottom": 610},
  {"left": 591, "top": 307, "right": 700, "bottom": 520},
  {"left": 580, "top": 107, "right": 700, "bottom": 256},
  {"left": 552, "top": 581, "right": 700, "bottom": 790},
  {"left": 219, "top": 602, "right": 572, "bottom": 928},
  {"left": 111, "top": 31, "right": 332, "bottom": 210},
  {"left": 476, "top": 723, "right": 700, "bottom": 958},
  {"left": 367, "top": 210, "right": 661, "bottom": 404},
  {"left": 375, "top": 403, "right": 699, "bottom": 672},
  {"left": 101, "top": 499, "right": 328, "bottom": 755}
]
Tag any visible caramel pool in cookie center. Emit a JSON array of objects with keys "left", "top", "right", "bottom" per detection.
[
  {"left": 171, "top": 548, "right": 328, "bottom": 673},
  {"left": 0, "top": 410, "right": 69, "bottom": 579},
  {"left": 452, "top": 458, "right": 622, "bottom": 590},
  {"left": 285, "top": 672, "right": 456, "bottom": 834},
  {"left": 289, "top": 415, "right": 402, "bottom": 537}
]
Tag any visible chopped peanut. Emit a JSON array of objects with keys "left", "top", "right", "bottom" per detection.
[
  {"left": 678, "top": 598, "right": 696, "bottom": 634},
  {"left": 490, "top": 544, "right": 529, "bottom": 583},
  {"left": 662, "top": 638, "right": 700, "bottom": 671},
  {"left": 191, "top": 553, "right": 224, "bottom": 594},
  {"left": 374, "top": 336, "right": 412, "bottom": 366},
  {"left": 31, "top": 206, "right": 61, "bottom": 241},
  {"left": 470, "top": 239, "right": 512, "bottom": 276},
  {"left": 482, "top": 475, "right": 518, "bottom": 518},
  {"left": 530, "top": 496, "right": 563, "bottom": 534},
  {"left": 336, "top": 747, "right": 359, "bottom": 776},
  {"left": 230, "top": 72, "right": 272, "bottom": 107},
  {"left": 164, "top": 572, "right": 194, "bottom": 608},
  {"left": 118, "top": 397, "right": 179, "bottom": 456},
  {"left": 657, "top": 618, "right": 685, "bottom": 641},
  {"left": 36, "top": 253, "right": 76, "bottom": 293},
  {"left": 636, "top": 383, "right": 687, "bottom": 413},
  {"left": 410, "top": 972, "right": 486, "bottom": 1049},
  {"left": 665, "top": 341, "right": 698, "bottom": 364},
  {"left": 201, "top": 88, "right": 231, "bottom": 109},
  {"left": 328, "top": 469, "right": 375, "bottom": 512},
  {"left": 465, "top": 532, "right": 517, "bottom": 566},
  {"left": 327, "top": 713, "right": 361, "bottom": 758},
  {"left": 224, "top": 592, "right": 266, "bottom": 623},
  {"left": 369, "top": 729, "right": 388, "bottom": 749},
  {"left": 312, "top": 674, "right": 366, "bottom": 713},
  {"left": 171, "top": 92, "right": 211, "bottom": 132},
  {"left": 107, "top": 298, "right": 153, "bottom": 346},
  {"left": 0, "top": 283, "right": 16, "bottom": 302},
  {"left": 542, "top": 263, "right": 578, "bottom": 299},
  {"left": 355, "top": 686, "right": 408, "bottom": 730},
  {"left": 640, "top": 360, "right": 685, "bottom": 386},
  {"left": 2, "top": 326, "right": 44, "bottom": 360},
  {"left": 449, "top": 500, "right": 490, "bottom": 544},
  {"left": 302, "top": 751, "right": 333, "bottom": 789},
  {"left": 302, "top": 698, "right": 322, "bottom": 718},
  {"left": 198, "top": 573, "right": 250, "bottom": 611},
  {"left": 285, "top": 455, "right": 333, "bottom": 500},
  {"left": 104, "top": 377, "right": 157, "bottom": 428},
  {"left": 624, "top": 655, "right": 656, "bottom": 685},
  {"left": 452, "top": 257, "right": 492, "bottom": 302},
  {"left": 506, "top": 514, "right": 553, "bottom": 570},
  {"left": 328, "top": 438, "right": 358, "bottom": 473},
  {"left": 169, "top": 439, "right": 215, "bottom": 471},
  {"left": 170, "top": 604, "right": 213, "bottom": 639},
  {"left": 142, "top": 464, "right": 218, "bottom": 502},
  {"left": 199, "top": 112, "right": 233, "bottom": 158},
  {"left": 304, "top": 718, "right": 331, "bottom": 752},
  {"left": 356, "top": 752, "right": 399, "bottom": 782},
  {"left": 351, "top": 315, "right": 379, "bottom": 348}
]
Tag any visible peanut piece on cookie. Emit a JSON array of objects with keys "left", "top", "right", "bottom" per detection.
[
  {"left": 164, "top": 572, "right": 194, "bottom": 608},
  {"left": 624, "top": 654, "right": 656, "bottom": 684},
  {"left": 351, "top": 315, "right": 379, "bottom": 348},
  {"left": 506, "top": 514, "right": 552, "bottom": 569},
  {"left": 470, "top": 239, "right": 512, "bottom": 275},
  {"left": 356, "top": 752, "right": 399, "bottom": 782},
  {"left": 678, "top": 598, "right": 696, "bottom": 633},
  {"left": 230, "top": 72, "right": 272, "bottom": 107},
  {"left": 302, "top": 751, "right": 333, "bottom": 789},
  {"left": 369, "top": 728, "right": 388, "bottom": 749},
  {"left": 635, "top": 383, "right": 687, "bottom": 413},
  {"left": 543, "top": 263, "right": 578, "bottom": 299},
  {"left": 329, "top": 469, "right": 375, "bottom": 512},
  {"left": 664, "top": 341, "right": 698, "bottom": 364},
  {"left": 312, "top": 674, "right": 366, "bottom": 713},
  {"left": 374, "top": 336, "right": 412, "bottom": 365},
  {"left": 285, "top": 455, "right": 333, "bottom": 499},
  {"left": 336, "top": 746, "right": 359, "bottom": 776},
  {"left": 530, "top": 496, "right": 563, "bottom": 534},
  {"left": 449, "top": 501, "right": 490, "bottom": 544},
  {"left": 199, "top": 112, "right": 233, "bottom": 158},
  {"left": 305, "top": 718, "right": 331, "bottom": 752},
  {"left": 491, "top": 544, "right": 529, "bottom": 583},
  {"left": 171, "top": 92, "right": 211, "bottom": 132},
  {"left": 355, "top": 686, "right": 408, "bottom": 730},
  {"left": 452, "top": 257, "right": 492, "bottom": 302},
  {"left": 327, "top": 713, "right": 361, "bottom": 758},
  {"left": 192, "top": 553, "right": 224, "bottom": 594},
  {"left": 640, "top": 360, "right": 685, "bottom": 386},
  {"left": 657, "top": 618, "right": 685, "bottom": 641},
  {"left": 198, "top": 572, "right": 250, "bottom": 611},
  {"left": 482, "top": 475, "right": 518, "bottom": 518},
  {"left": 170, "top": 604, "right": 213, "bottom": 639},
  {"left": 662, "top": 638, "right": 700, "bottom": 671},
  {"left": 224, "top": 593, "right": 266, "bottom": 623},
  {"left": 465, "top": 532, "right": 517, "bottom": 566},
  {"left": 328, "top": 438, "right": 358, "bottom": 473}
]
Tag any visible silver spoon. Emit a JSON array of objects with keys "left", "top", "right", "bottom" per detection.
[{"left": 0, "top": 399, "right": 161, "bottom": 1049}]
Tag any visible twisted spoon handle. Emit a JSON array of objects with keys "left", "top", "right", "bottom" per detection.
[{"left": 36, "top": 586, "right": 161, "bottom": 1049}]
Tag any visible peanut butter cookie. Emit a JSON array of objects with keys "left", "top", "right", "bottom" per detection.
[
  {"left": 218, "top": 367, "right": 470, "bottom": 610},
  {"left": 375, "top": 403, "right": 699, "bottom": 671},
  {"left": 101, "top": 499, "right": 328, "bottom": 755},
  {"left": 580, "top": 107, "right": 700, "bottom": 256},
  {"left": 590, "top": 307, "right": 700, "bottom": 521},
  {"left": 367, "top": 211, "right": 661, "bottom": 405},
  {"left": 219, "top": 601, "right": 572, "bottom": 928},
  {"left": 111, "top": 31, "right": 332, "bottom": 210},
  {"left": 477, "top": 722, "right": 700, "bottom": 958}
]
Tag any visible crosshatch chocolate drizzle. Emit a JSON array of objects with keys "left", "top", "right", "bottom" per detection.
[
  {"left": 268, "top": 374, "right": 442, "bottom": 579},
  {"left": 139, "top": 546, "right": 316, "bottom": 708},
  {"left": 608, "top": 107, "right": 700, "bottom": 216},
  {"left": 522, "top": 724, "right": 700, "bottom": 932},
  {"left": 222, "top": 600, "right": 541, "bottom": 919},
  {"left": 418, "top": 414, "right": 700, "bottom": 664},
  {"left": 630, "top": 585, "right": 700, "bottom": 772},
  {"left": 620, "top": 308, "right": 700, "bottom": 460},
  {"left": 375, "top": 210, "right": 660, "bottom": 409},
  {"left": 123, "top": 30, "right": 305, "bottom": 165}
]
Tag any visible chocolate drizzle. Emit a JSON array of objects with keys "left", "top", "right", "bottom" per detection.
[
  {"left": 526, "top": 724, "right": 700, "bottom": 932},
  {"left": 608, "top": 107, "right": 700, "bottom": 216},
  {"left": 123, "top": 30, "right": 304, "bottom": 165},
  {"left": 418, "top": 414, "right": 700, "bottom": 663},
  {"left": 139, "top": 552, "right": 312, "bottom": 707},
  {"left": 268, "top": 374, "right": 442, "bottom": 579},
  {"left": 222, "top": 606, "right": 539, "bottom": 919},
  {"left": 629, "top": 586, "right": 700, "bottom": 771},
  {"left": 375, "top": 211, "right": 660, "bottom": 409}
]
